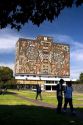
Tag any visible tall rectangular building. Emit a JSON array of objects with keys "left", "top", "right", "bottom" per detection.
[{"left": 15, "top": 36, "right": 70, "bottom": 78}]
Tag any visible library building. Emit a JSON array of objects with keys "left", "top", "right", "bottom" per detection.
[{"left": 15, "top": 35, "right": 70, "bottom": 91}]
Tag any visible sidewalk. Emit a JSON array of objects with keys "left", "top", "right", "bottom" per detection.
[{"left": 15, "top": 94, "right": 56, "bottom": 109}]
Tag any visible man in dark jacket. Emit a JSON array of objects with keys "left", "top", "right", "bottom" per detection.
[
  {"left": 56, "top": 79, "right": 64, "bottom": 113},
  {"left": 35, "top": 84, "right": 42, "bottom": 100}
]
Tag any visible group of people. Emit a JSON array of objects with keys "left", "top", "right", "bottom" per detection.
[
  {"left": 35, "top": 79, "right": 75, "bottom": 114},
  {"left": 56, "top": 79, "right": 75, "bottom": 114}
]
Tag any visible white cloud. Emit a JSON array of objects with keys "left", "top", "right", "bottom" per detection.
[
  {"left": 0, "top": 29, "right": 34, "bottom": 51},
  {"left": 0, "top": 31, "right": 83, "bottom": 80},
  {"left": 70, "top": 68, "right": 83, "bottom": 80},
  {"left": 51, "top": 34, "right": 74, "bottom": 44},
  {"left": 50, "top": 34, "right": 83, "bottom": 48},
  {"left": 0, "top": 36, "right": 18, "bottom": 50},
  {"left": 0, "top": 28, "right": 22, "bottom": 51},
  {"left": 0, "top": 29, "right": 16, "bottom": 72},
  {"left": 72, "top": 41, "right": 83, "bottom": 49},
  {"left": 0, "top": 63, "right": 14, "bottom": 71},
  {"left": 71, "top": 50, "right": 83, "bottom": 61}
]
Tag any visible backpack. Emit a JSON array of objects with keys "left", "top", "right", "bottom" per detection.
[{"left": 38, "top": 87, "right": 41, "bottom": 93}]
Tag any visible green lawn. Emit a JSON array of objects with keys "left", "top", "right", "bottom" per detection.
[
  {"left": 10, "top": 89, "right": 83, "bottom": 107},
  {"left": 0, "top": 90, "right": 83, "bottom": 125},
  {"left": 0, "top": 92, "right": 34, "bottom": 105}
]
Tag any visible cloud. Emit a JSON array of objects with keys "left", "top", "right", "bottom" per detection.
[
  {"left": 0, "top": 35, "right": 18, "bottom": 50},
  {"left": 0, "top": 63, "right": 14, "bottom": 71},
  {"left": 0, "top": 28, "right": 34, "bottom": 72},
  {"left": 71, "top": 49, "right": 83, "bottom": 61},
  {"left": 0, "top": 30, "right": 83, "bottom": 80},
  {"left": 50, "top": 34, "right": 74, "bottom": 44},
  {"left": 50, "top": 34, "right": 83, "bottom": 48},
  {"left": 0, "top": 28, "right": 34, "bottom": 51},
  {"left": 70, "top": 68, "right": 82, "bottom": 80},
  {"left": 0, "top": 29, "right": 17, "bottom": 72}
]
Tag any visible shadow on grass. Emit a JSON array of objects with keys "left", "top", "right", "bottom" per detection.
[
  {"left": 0, "top": 105, "right": 83, "bottom": 125},
  {"left": 0, "top": 90, "right": 16, "bottom": 95}
]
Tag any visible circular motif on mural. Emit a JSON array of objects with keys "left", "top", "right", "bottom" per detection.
[
  {"left": 27, "top": 46, "right": 39, "bottom": 60},
  {"left": 53, "top": 50, "right": 64, "bottom": 62}
]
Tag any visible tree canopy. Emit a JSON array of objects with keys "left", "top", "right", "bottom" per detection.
[
  {"left": 0, "top": 66, "right": 13, "bottom": 82},
  {"left": 79, "top": 72, "right": 83, "bottom": 82},
  {"left": 0, "top": 0, "right": 83, "bottom": 30}
]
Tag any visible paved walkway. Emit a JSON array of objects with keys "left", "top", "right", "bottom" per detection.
[{"left": 15, "top": 94, "right": 56, "bottom": 108}]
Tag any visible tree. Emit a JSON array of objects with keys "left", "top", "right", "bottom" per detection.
[
  {"left": 0, "top": 66, "right": 13, "bottom": 84},
  {"left": 0, "top": 0, "right": 83, "bottom": 30},
  {"left": 79, "top": 72, "right": 83, "bottom": 82}
]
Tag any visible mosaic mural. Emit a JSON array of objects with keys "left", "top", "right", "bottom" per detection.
[{"left": 15, "top": 36, "right": 70, "bottom": 77}]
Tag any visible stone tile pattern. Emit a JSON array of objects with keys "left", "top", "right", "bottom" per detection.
[{"left": 15, "top": 36, "right": 70, "bottom": 77}]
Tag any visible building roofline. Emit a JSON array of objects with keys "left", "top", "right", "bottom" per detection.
[{"left": 16, "top": 36, "right": 69, "bottom": 46}]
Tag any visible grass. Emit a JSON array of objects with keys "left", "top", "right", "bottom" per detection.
[
  {"left": 9, "top": 89, "right": 83, "bottom": 107},
  {"left": 1, "top": 105, "right": 83, "bottom": 125},
  {"left": 0, "top": 92, "right": 34, "bottom": 105},
  {"left": 0, "top": 89, "right": 83, "bottom": 125}
]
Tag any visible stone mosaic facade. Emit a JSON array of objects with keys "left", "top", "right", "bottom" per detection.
[{"left": 15, "top": 36, "right": 70, "bottom": 77}]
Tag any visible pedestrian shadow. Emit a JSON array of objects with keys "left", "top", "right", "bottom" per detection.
[
  {"left": 0, "top": 90, "right": 16, "bottom": 95},
  {"left": 0, "top": 105, "right": 83, "bottom": 125}
]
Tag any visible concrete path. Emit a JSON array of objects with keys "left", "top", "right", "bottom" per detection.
[{"left": 15, "top": 94, "right": 56, "bottom": 108}]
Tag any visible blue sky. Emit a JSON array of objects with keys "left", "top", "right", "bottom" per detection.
[{"left": 0, "top": 6, "right": 83, "bottom": 80}]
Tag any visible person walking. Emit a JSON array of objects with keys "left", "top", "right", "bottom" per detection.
[
  {"left": 56, "top": 79, "right": 64, "bottom": 113},
  {"left": 35, "top": 84, "right": 42, "bottom": 100},
  {"left": 63, "top": 81, "right": 75, "bottom": 114}
]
